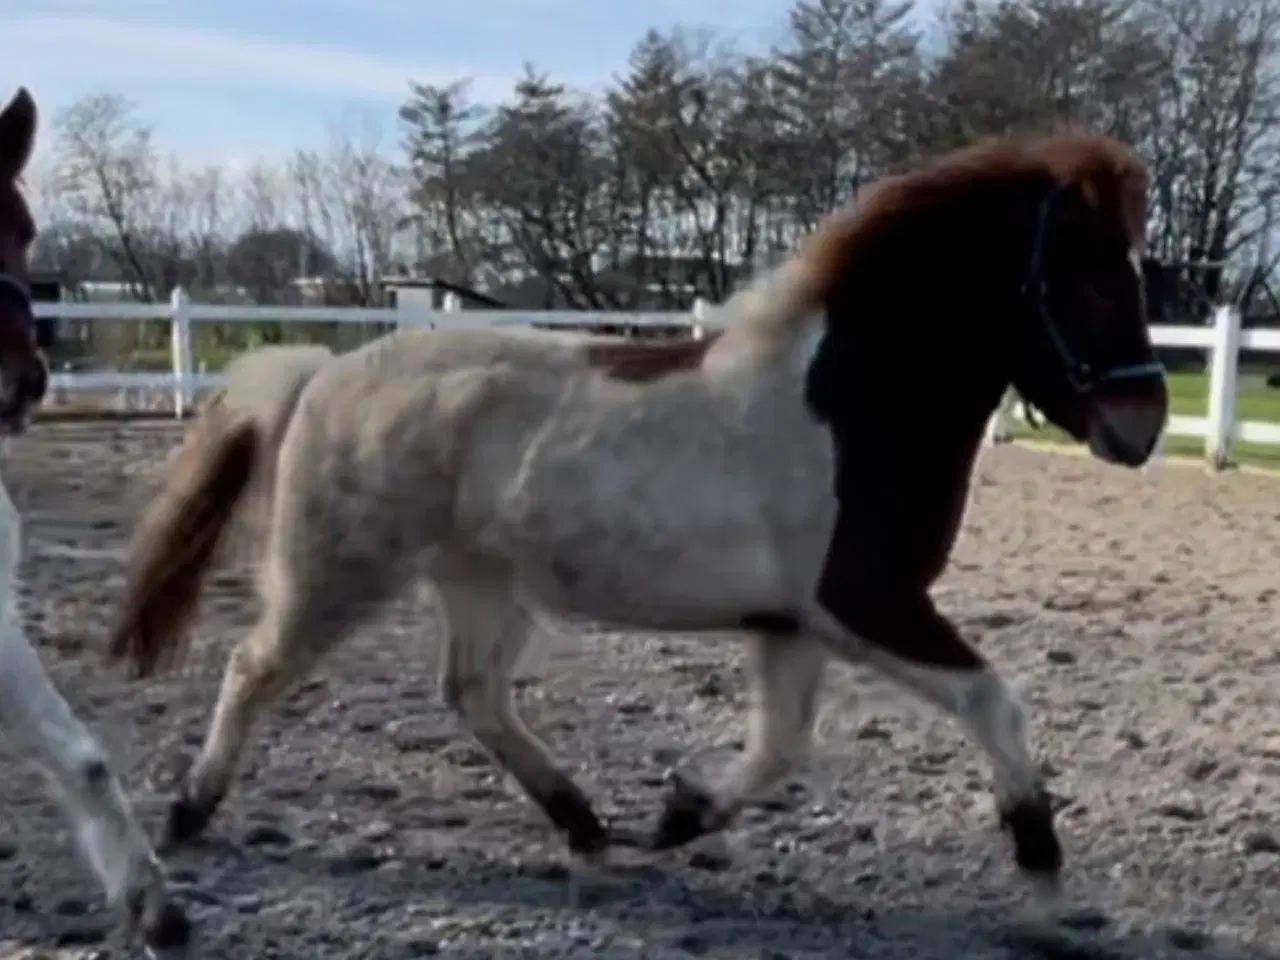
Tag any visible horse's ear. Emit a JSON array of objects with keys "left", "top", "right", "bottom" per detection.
[{"left": 0, "top": 88, "right": 37, "bottom": 180}]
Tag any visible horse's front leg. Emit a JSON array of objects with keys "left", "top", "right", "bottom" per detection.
[
  {"left": 647, "top": 626, "right": 827, "bottom": 850},
  {"left": 0, "top": 608, "right": 190, "bottom": 948},
  {"left": 815, "top": 589, "right": 1062, "bottom": 887}
]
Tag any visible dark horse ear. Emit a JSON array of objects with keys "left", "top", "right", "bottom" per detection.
[{"left": 0, "top": 88, "right": 37, "bottom": 180}]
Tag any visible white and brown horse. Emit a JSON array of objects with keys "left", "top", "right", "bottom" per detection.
[
  {"left": 109, "top": 133, "right": 1168, "bottom": 891},
  {"left": 0, "top": 88, "right": 189, "bottom": 949}
]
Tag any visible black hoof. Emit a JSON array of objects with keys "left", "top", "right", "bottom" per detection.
[
  {"left": 999, "top": 790, "right": 1063, "bottom": 878},
  {"left": 648, "top": 773, "right": 731, "bottom": 851},
  {"left": 540, "top": 786, "right": 609, "bottom": 856},
  {"left": 163, "top": 790, "right": 219, "bottom": 848},
  {"left": 126, "top": 889, "right": 193, "bottom": 953},
  {"left": 146, "top": 901, "right": 194, "bottom": 951}
]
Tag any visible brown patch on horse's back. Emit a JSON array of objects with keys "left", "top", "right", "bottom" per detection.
[{"left": 584, "top": 334, "right": 724, "bottom": 384}]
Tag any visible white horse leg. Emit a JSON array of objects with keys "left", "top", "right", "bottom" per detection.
[
  {"left": 434, "top": 562, "right": 613, "bottom": 856},
  {"left": 861, "top": 649, "right": 1052, "bottom": 850},
  {"left": 648, "top": 628, "right": 827, "bottom": 849},
  {"left": 0, "top": 612, "right": 189, "bottom": 946},
  {"left": 815, "top": 606, "right": 1060, "bottom": 885},
  {"left": 165, "top": 580, "right": 360, "bottom": 845}
]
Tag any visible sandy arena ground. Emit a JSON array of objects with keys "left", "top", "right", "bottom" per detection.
[{"left": 0, "top": 421, "right": 1276, "bottom": 959}]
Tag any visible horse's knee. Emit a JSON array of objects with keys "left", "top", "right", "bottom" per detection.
[{"left": 817, "top": 580, "right": 984, "bottom": 670}]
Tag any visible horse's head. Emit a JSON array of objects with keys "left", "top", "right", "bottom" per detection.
[
  {"left": 0, "top": 88, "right": 48, "bottom": 434},
  {"left": 800, "top": 133, "right": 1168, "bottom": 471},
  {"left": 1002, "top": 137, "right": 1167, "bottom": 467}
]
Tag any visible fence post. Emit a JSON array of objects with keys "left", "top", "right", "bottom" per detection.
[
  {"left": 984, "top": 388, "right": 1017, "bottom": 445},
  {"left": 691, "top": 297, "right": 707, "bottom": 340},
  {"left": 169, "top": 286, "right": 193, "bottom": 419},
  {"left": 1204, "top": 304, "right": 1242, "bottom": 469}
]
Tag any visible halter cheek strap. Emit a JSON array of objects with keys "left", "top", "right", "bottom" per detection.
[{"left": 1021, "top": 187, "right": 1164, "bottom": 394}]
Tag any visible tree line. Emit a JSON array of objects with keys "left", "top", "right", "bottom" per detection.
[{"left": 31, "top": 0, "right": 1280, "bottom": 322}]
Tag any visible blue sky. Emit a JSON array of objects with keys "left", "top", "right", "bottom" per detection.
[{"left": 12, "top": 0, "right": 949, "bottom": 172}]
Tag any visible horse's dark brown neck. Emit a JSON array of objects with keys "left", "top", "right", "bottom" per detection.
[
  {"left": 802, "top": 180, "right": 1043, "bottom": 603},
  {"left": 814, "top": 178, "right": 1044, "bottom": 443}
]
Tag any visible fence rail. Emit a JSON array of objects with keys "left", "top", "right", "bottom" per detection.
[{"left": 31, "top": 291, "right": 1267, "bottom": 470}]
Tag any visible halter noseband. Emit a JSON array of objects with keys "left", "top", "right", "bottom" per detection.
[{"left": 1021, "top": 187, "right": 1164, "bottom": 395}]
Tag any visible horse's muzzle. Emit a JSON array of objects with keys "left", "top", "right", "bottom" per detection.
[
  {"left": 0, "top": 360, "right": 47, "bottom": 433},
  {"left": 1087, "top": 388, "right": 1168, "bottom": 467}
]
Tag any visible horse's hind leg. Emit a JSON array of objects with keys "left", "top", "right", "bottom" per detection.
[
  {"left": 165, "top": 551, "right": 396, "bottom": 845},
  {"left": 434, "top": 560, "right": 610, "bottom": 856},
  {"left": 0, "top": 611, "right": 189, "bottom": 948},
  {"left": 648, "top": 628, "right": 828, "bottom": 850}
]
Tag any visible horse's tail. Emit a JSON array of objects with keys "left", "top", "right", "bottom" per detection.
[{"left": 108, "top": 345, "right": 332, "bottom": 678}]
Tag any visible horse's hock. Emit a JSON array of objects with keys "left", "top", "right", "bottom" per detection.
[{"left": 0, "top": 420, "right": 1276, "bottom": 958}]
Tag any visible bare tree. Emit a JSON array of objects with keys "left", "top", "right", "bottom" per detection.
[
  {"left": 290, "top": 113, "right": 407, "bottom": 305},
  {"left": 470, "top": 66, "right": 619, "bottom": 307},
  {"left": 1140, "top": 0, "right": 1280, "bottom": 304},
  {"left": 771, "top": 0, "right": 923, "bottom": 224},
  {"left": 33, "top": 0, "right": 1280, "bottom": 320},
  {"left": 399, "top": 79, "right": 490, "bottom": 282},
  {"left": 49, "top": 94, "right": 161, "bottom": 301}
]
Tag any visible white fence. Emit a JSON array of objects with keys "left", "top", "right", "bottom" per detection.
[
  {"left": 30, "top": 291, "right": 1270, "bottom": 469},
  {"left": 33, "top": 288, "right": 711, "bottom": 418}
]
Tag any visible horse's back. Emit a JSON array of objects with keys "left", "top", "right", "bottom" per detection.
[{"left": 264, "top": 327, "right": 594, "bottom": 573}]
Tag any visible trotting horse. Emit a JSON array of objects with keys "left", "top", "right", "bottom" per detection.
[
  {"left": 109, "top": 132, "right": 1168, "bottom": 891},
  {"left": 0, "top": 88, "right": 189, "bottom": 947}
]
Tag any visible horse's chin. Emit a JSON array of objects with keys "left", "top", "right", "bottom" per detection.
[
  {"left": 0, "top": 410, "right": 30, "bottom": 436},
  {"left": 1086, "top": 422, "right": 1150, "bottom": 467},
  {"left": 1085, "top": 394, "right": 1167, "bottom": 468}
]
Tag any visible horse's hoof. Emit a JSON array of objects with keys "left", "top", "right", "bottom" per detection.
[
  {"left": 145, "top": 901, "right": 193, "bottom": 951},
  {"left": 648, "top": 773, "right": 731, "bottom": 851},
  {"left": 999, "top": 790, "right": 1063, "bottom": 879},
  {"left": 127, "top": 886, "right": 193, "bottom": 954},
  {"left": 566, "top": 823, "right": 610, "bottom": 858},
  {"left": 163, "top": 791, "right": 216, "bottom": 848}
]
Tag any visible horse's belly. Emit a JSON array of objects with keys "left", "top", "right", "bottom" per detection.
[
  {"left": 500, "top": 458, "right": 786, "bottom": 627},
  {"left": 516, "top": 529, "right": 785, "bottom": 628}
]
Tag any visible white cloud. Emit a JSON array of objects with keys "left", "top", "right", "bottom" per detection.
[{"left": 8, "top": 15, "right": 531, "bottom": 104}]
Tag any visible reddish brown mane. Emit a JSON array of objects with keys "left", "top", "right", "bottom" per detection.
[
  {"left": 583, "top": 134, "right": 1148, "bottom": 385},
  {"left": 792, "top": 133, "right": 1149, "bottom": 318},
  {"left": 584, "top": 333, "right": 724, "bottom": 383}
]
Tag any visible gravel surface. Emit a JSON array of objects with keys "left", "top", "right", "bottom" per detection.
[{"left": 0, "top": 421, "right": 1276, "bottom": 959}]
